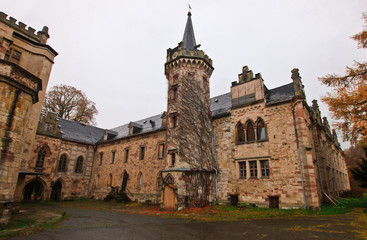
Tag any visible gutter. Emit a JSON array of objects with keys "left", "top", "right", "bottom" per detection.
[{"left": 292, "top": 100, "right": 307, "bottom": 209}]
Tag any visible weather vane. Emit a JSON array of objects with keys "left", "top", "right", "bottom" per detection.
[{"left": 188, "top": 4, "right": 192, "bottom": 12}]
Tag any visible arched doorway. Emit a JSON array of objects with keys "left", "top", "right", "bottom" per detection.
[
  {"left": 23, "top": 179, "right": 44, "bottom": 201},
  {"left": 51, "top": 180, "right": 62, "bottom": 201}
]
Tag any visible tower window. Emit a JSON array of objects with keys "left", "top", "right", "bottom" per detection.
[
  {"left": 170, "top": 153, "right": 176, "bottom": 166},
  {"left": 171, "top": 116, "right": 177, "bottom": 128},
  {"left": 4, "top": 48, "right": 22, "bottom": 64}
]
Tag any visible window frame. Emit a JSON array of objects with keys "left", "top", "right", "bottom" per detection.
[
  {"left": 139, "top": 146, "right": 145, "bottom": 160},
  {"left": 246, "top": 121, "right": 255, "bottom": 143},
  {"left": 111, "top": 151, "right": 116, "bottom": 164},
  {"left": 75, "top": 156, "right": 83, "bottom": 173},
  {"left": 256, "top": 119, "right": 267, "bottom": 141},
  {"left": 124, "top": 148, "right": 129, "bottom": 163},
  {"left": 35, "top": 146, "right": 47, "bottom": 169},
  {"left": 57, "top": 154, "right": 67, "bottom": 172},
  {"left": 236, "top": 122, "right": 246, "bottom": 145},
  {"left": 99, "top": 152, "right": 103, "bottom": 166},
  {"left": 239, "top": 161, "right": 246, "bottom": 179},
  {"left": 260, "top": 160, "right": 270, "bottom": 178},
  {"left": 158, "top": 143, "right": 165, "bottom": 159}
]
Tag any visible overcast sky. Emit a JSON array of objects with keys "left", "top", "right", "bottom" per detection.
[{"left": 2, "top": 0, "right": 367, "bottom": 149}]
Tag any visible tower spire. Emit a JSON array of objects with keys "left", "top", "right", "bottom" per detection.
[{"left": 182, "top": 11, "right": 196, "bottom": 50}]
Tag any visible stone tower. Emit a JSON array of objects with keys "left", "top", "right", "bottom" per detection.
[{"left": 162, "top": 11, "right": 215, "bottom": 210}]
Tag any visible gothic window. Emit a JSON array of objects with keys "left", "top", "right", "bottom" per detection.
[
  {"left": 246, "top": 121, "right": 255, "bottom": 142},
  {"left": 157, "top": 176, "right": 163, "bottom": 191},
  {"left": 57, "top": 154, "right": 67, "bottom": 172},
  {"left": 35, "top": 146, "right": 47, "bottom": 169},
  {"left": 111, "top": 151, "right": 116, "bottom": 164},
  {"left": 249, "top": 160, "right": 257, "bottom": 178},
  {"left": 140, "top": 146, "right": 145, "bottom": 160},
  {"left": 75, "top": 156, "right": 83, "bottom": 173},
  {"left": 137, "top": 172, "right": 143, "bottom": 191},
  {"left": 158, "top": 143, "right": 165, "bottom": 159},
  {"left": 260, "top": 160, "right": 270, "bottom": 178},
  {"left": 256, "top": 119, "right": 266, "bottom": 141},
  {"left": 239, "top": 162, "right": 246, "bottom": 179},
  {"left": 124, "top": 149, "right": 129, "bottom": 163},
  {"left": 236, "top": 122, "right": 246, "bottom": 144}
]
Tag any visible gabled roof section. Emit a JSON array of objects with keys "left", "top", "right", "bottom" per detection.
[{"left": 182, "top": 11, "right": 197, "bottom": 50}]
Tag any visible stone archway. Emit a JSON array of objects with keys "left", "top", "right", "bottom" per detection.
[
  {"left": 23, "top": 179, "right": 44, "bottom": 201},
  {"left": 51, "top": 180, "right": 62, "bottom": 201},
  {"left": 121, "top": 171, "right": 129, "bottom": 192}
]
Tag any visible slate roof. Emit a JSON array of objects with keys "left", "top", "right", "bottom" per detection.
[
  {"left": 55, "top": 82, "right": 295, "bottom": 145},
  {"left": 58, "top": 118, "right": 116, "bottom": 145},
  {"left": 210, "top": 92, "right": 232, "bottom": 118},
  {"left": 109, "top": 114, "right": 163, "bottom": 141},
  {"left": 264, "top": 83, "right": 295, "bottom": 105}
]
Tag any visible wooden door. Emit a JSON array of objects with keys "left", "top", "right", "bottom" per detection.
[{"left": 164, "top": 185, "right": 176, "bottom": 210}]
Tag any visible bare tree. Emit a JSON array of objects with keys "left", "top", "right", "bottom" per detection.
[{"left": 43, "top": 84, "right": 98, "bottom": 125}]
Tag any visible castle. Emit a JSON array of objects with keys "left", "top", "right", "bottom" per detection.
[{"left": 0, "top": 11, "right": 350, "bottom": 223}]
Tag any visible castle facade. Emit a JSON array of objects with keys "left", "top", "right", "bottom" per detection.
[{"left": 0, "top": 11, "right": 350, "bottom": 223}]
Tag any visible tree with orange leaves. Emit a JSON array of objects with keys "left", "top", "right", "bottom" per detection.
[{"left": 319, "top": 13, "right": 367, "bottom": 148}]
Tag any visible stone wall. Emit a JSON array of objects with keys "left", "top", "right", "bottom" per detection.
[{"left": 91, "top": 130, "right": 166, "bottom": 203}]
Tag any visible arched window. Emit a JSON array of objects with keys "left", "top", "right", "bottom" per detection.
[
  {"left": 137, "top": 172, "right": 143, "bottom": 191},
  {"left": 75, "top": 156, "right": 83, "bottom": 173},
  {"left": 107, "top": 173, "right": 113, "bottom": 187},
  {"left": 236, "top": 123, "right": 246, "bottom": 144},
  {"left": 246, "top": 121, "right": 255, "bottom": 142},
  {"left": 257, "top": 119, "right": 266, "bottom": 141},
  {"left": 35, "top": 146, "right": 47, "bottom": 168},
  {"left": 57, "top": 154, "right": 67, "bottom": 172}
]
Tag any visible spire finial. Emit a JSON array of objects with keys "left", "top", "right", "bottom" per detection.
[
  {"left": 182, "top": 7, "right": 196, "bottom": 50},
  {"left": 188, "top": 4, "right": 192, "bottom": 15}
]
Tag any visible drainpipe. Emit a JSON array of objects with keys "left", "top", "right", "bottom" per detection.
[
  {"left": 292, "top": 100, "right": 307, "bottom": 209},
  {"left": 210, "top": 115, "right": 218, "bottom": 201},
  {"left": 311, "top": 124, "right": 324, "bottom": 196}
]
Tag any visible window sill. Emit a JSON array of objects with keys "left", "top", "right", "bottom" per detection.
[
  {"left": 257, "top": 139, "right": 268, "bottom": 143},
  {"left": 261, "top": 176, "right": 270, "bottom": 179},
  {"left": 247, "top": 141, "right": 255, "bottom": 144},
  {"left": 236, "top": 142, "right": 245, "bottom": 145},
  {"left": 34, "top": 167, "right": 45, "bottom": 172},
  {"left": 249, "top": 176, "right": 258, "bottom": 179}
]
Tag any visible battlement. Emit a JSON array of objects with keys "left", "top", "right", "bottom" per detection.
[
  {"left": 0, "top": 12, "right": 50, "bottom": 44},
  {"left": 166, "top": 41, "right": 213, "bottom": 67}
]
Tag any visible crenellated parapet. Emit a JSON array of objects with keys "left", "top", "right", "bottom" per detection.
[
  {"left": 165, "top": 55, "right": 213, "bottom": 77},
  {"left": 165, "top": 41, "right": 213, "bottom": 75},
  {"left": 0, "top": 12, "right": 50, "bottom": 44}
]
